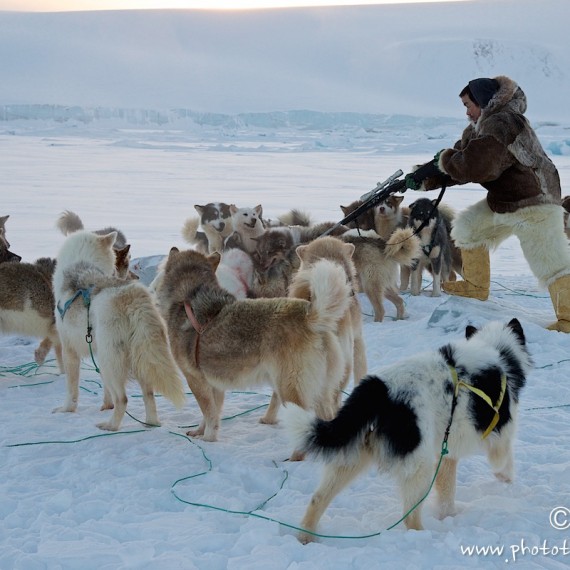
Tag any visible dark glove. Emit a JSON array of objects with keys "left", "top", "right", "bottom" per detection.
[{"left": 404, "top": 158, "right": 441, "bottom": 190}]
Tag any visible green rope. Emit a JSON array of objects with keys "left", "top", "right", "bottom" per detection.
[
  {"left": 169, "top": 429, "right": 450, "bottom": 540},
  {"left": 6, "top": 429, "right": 148, "bottom": 448}
]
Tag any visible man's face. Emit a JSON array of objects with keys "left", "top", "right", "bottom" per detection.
[{"left": 461, "top": 94, "right": 481, "bottom": 124}]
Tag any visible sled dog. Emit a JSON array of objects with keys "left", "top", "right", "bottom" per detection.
[
  {"left": 56, "top": 210, "right": 136, "bottom": 279},
  {"left": 288, "top": 237, "right": 367, "bottom": 402},
  {"left": 261, "top": 235, "right": 366, "bottom": 425},
  {"left": 0, "top": 257, "right": 64, "bottom": 372},
  {"left": 373, "top": 195, "right": 410, "bottom": 241},
  {"left": 286, "top": 318, "right": 531, "bottom": 543},
  {"left": 340, "top": 228, "right": 420, "bottom": 322},
  {"left": 226, "top": 204, "right": 265, "bottom": 253},
  {"left": 406, "top": 198, "right": 455, "bottom": 297},
  {"left": 182, "top": 202, "right": 233, "bottom": 254},
  {"left": 215, "top": 246, "right": 256, "bottom": 299},
  {"left": 0, "top": 215, "right": 11, "bottom": 248},
  {"left": 0, "top": 235, "right": 21, "bottom": 264},
  {"left": 250, "top": 222, "right": 349, "bottom": 298},
  {"left": 53, "top": 231, "right": 185, "bottom": 431},
  {"left": 156, "top": 247, "right": 350, "bottom": 445}
]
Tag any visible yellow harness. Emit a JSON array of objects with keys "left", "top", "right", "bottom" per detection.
[{"left": 448, "top": 365, "right": 507, "bottom": 440}]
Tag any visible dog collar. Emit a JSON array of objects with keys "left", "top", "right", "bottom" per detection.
[
  {"left": 57, "top": 286, "right": 94, "bottom": 320},
  {"left": 448, "top": 365, "right": 507, "bottom": 439}
]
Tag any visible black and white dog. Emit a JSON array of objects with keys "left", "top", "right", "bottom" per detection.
[
  {"left": 286, "top": 318, "right": 532, "bottom": 543},
  {"left": 407, "top": 198, "right": 454, "bottom": 297}
]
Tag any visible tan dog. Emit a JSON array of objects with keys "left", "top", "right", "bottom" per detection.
[
  {"left": 340, "top": 228, "right": 420, "bottom": 322},
  {"left": 373, "top": 195, "right": 410, "bottom": 240},
  {"left": 0, "top": 257, "right": 64, "bottom": 372},
  {"left": 156, "top": 248, "right": 350, "bottom": 446},
  {"left": 260, "top": 235, "right": 367, "bottom": 425}
]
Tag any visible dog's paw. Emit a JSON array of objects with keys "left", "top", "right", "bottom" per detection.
[
  {"left": 52, "top": 403, "right": 77, "bottom": 414},
  {"left": 437, "top": 504, "right": 457, "bottom": 520},
  {"left": 494, "top": 471, "right": 512, "bottom": 483},
  {"left": 298, "top": 531, "right": 317, "bottom": 545},
  {"left": 100, "top": 402, "right": 114, "bottom": 411},
  {"left": 258, "top": 416, "right": 278, "bottom": 425},
  {"left": 96, "top": 421, "right": 120, "bottom": 432},
  {"left": 186, "top": 427, "right": 218, "bottom": 442},
  {"left": 34, "top": 348, "right": 48, "bottom": 366},
  {"left": 289, "top": 449, "right": 306, "bottom": 462}
]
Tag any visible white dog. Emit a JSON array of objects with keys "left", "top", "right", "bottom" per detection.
[{"left": 53, "top": 231, "right": 185, "bottom": 430}]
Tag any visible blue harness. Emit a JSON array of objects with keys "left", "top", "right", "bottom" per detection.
[{"left": 57, "top": 286, "right": 94, "bottom": 320}]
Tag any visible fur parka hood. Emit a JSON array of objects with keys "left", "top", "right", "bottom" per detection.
[{"left": 432, "top": 75, "right": 561, "bottom": 213}]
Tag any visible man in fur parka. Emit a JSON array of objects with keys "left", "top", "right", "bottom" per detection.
[{"left": 406, "top": 75, "right": 570, "bottom": 332}]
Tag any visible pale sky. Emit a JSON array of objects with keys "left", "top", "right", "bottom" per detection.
[{"left": 0, "top": 0, "right": 465, "bottom": 12}]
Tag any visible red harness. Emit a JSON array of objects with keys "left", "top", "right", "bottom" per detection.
[{"left": 184, "top": 302, "right": 210, "bottom": 368}]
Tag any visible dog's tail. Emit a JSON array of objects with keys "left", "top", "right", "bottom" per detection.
[
  {"left": 307, "top": 259, "right": 351, "bottom": 333},
  {"left": 126, "top": 287, "right": 186, "bottom": 409},
  {"left": 385, "top": 227, "right": 421, "bottom": 267},
  {"left": 181, "top": 216, "right": 209, "bottom": 252},
  {"left": 285, "top": 375, "right": 393, "bottom": 460},
  {"left": 181, "top": 216, "right": 201, "bottom": 243},
  {"left": 56, "top": 210, "right": 84, "bottom": 235},
  {"left": 277, "top": 208, "right": 313, "bottom": 227}
]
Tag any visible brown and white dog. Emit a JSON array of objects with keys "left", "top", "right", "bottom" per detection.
[
  {"left": 155, "top": 247, "right": 350, "bottom": 447},
  {"left": 0, "top": 215, "right": 12, "bottom": 249},
  {"left": 182, "top": 202, "right": 234, "bottom": 254},
  {"left": 0, "top": 234, "right": 21, "bottom": 264},
  {"left": 0, "top": 257, "right": 63, "bottom": 372}
]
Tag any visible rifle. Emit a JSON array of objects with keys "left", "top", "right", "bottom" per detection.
[{"left": 320, "top": 169, "right": 407, "bottom": 237}]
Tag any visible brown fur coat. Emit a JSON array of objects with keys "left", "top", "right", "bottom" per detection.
[{"left": 426, "top": 75, "right": 561, "bottom": 214}]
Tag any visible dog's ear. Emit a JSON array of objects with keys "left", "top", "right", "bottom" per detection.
[
  {"left": 340, "top": 205, "right": 349, "bottom": 216},
  {"left": 296, "top": 244, "right": 308, "bottom": 261},
  {"left": 393, "top": 195, "right": 404, "bottom": 206},
  {"left": 230, "top": 204, "right": 238, "bottom": 215},
  {"left": 465, "top": 324, "right": 478, "bottom": 339},
  {"left": 431, "top": 199, "right": 439, "bottom": 207},
  {"left": 507, "top": 318, "right": 526, "bottom": 345},
  {"left": 207, "top": 251, "right": 221, "bottom": 272},
  {"left": 343, "top": 242, "right": 356, "bottom": 259},
  {"left": 254, "top": 205, "right": 263, "bottom": 217},
  {"left": 167, "top": 246, "right": 180, "bottom": 260},
  {"left": 194, "top": 205, "right": 204, "bottom": 215},
  {"left": 99, "top": 231, "right": 118, "bottom": 249},
  {"left": 116, "top": 244, "right": 131, "bottom": 255}
]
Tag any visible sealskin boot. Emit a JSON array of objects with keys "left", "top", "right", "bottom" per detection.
[
  {"left": 442, "top": 246, "right": 490, "bottom": 301},
  {"left": 547, "top": 275, "right": 570, "bottom": 333}
]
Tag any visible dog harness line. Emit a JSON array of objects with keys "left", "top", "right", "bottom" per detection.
[
  {"left": 184, "top": 301, "right": 211, "bottom": 368},
  {"left": 57, "top": 286, "right": 94, "bottom": 320},
  {"left": 448, "top": 365, "right": 507, "bottom": 440}
]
